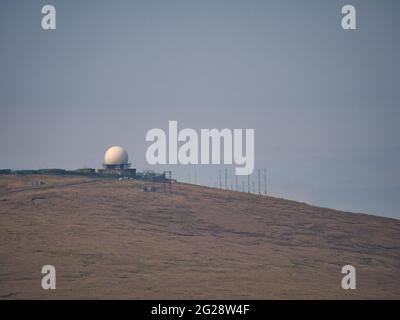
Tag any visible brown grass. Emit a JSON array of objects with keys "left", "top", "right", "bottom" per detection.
[{"left": 0, "top": 174, "right": 399, "bottom": 299}]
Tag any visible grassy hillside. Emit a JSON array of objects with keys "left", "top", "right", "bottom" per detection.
[{"left": 0, "top": 175, "right": 399, "bottom": 299}]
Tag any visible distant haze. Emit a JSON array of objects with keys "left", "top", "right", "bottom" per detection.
[{"left": 1, "top": 0, "right": 400, "bottom": 218}]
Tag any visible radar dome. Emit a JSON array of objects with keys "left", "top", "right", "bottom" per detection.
[{"left": 104, "top": 146, "right": 129, "bottom": 165}]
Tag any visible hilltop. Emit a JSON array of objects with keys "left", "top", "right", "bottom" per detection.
[{"left": 0, "top": 174, "right": 399, "bottom": 299}]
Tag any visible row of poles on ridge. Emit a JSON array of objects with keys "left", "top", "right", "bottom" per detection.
[{"left": 185, "top": 168, "right": 268, "bottom": 196}]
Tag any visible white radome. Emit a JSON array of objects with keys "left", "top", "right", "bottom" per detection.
[{"left": 104, "top": 146, "right": 129, "bottom": 165}]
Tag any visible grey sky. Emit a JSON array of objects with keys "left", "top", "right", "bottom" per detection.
[{"left": 1, "top": 0, "right": 400, "bottom": 218}]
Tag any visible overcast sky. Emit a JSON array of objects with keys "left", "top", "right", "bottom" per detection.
[{"left": 1, "top": 0, "right": 400, "bottom": 218}]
